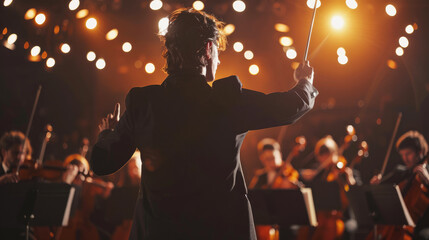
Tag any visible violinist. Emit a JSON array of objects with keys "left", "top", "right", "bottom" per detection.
[
  {"left": 369, "top": 131, "right": 429, "bottom": 240},
  {"left": 0, "top": 131, "right": 32, "bottom": 184}
]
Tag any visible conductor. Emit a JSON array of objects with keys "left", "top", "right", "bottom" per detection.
[{"left": 92, "top": 8, "right": 318, "bottom": 240}]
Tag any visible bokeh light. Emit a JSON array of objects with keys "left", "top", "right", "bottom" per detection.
[
  {"left": 35, "top": 13, "right": 46, "bottom": 25},
  {"left": 274, "top": 23, "right": 289, "bottom": 33},
  {"left": 291, "top": 62, "right": 300, "bottom": 70},
  {"left": 145, "top": 63, "right": 155, "bottom": 74},
  {"left": 7, "top": 33, "right": 17, "bottom": 44},
  {"left": 3, "top": 0, "right": 13, "bottom": 7},
  {"left": 86, "top": 18, "right": 97, "bottom": 29},
  {"left": 279, "top": 36, "right": 293, "bottom": 47},
  {"left": 96, "top": 58, "right": 106, "bottom": 69},
  {"left": 395, "top": 47, "right": 404, "bottom": 56},
  {"left": 76, "top": 9, "right": 89, "bottom": 19},
  {"left": 41, "top": 51, "right": 47, "bottom": 59},
  {"left": 60, "top": 43, "right": 71, "bottom": 53},
  {"left": 398, "top": 36, "right": 409, "bottom": 48},
  {"left": 249, "top": 64, "right": 259, "bottom": 75},
  {"left": 158, "top": 17, "right": 169, "bottom": 36},
  {"left": 193, "top": 1, "right": 204, "bottom": 11},
  {"left": 286, "top": 48, "right": 297, "bottom": 59},
  {"left": 68, "top": 0, "right": 80, "bottom": 11},
  {"left": 385, "top": 4, "right": 397, "bottom": 16},
  {"left": 387, "top": 59, "right": 397, "bottom": 69},
  {"left": 24, "top": 8, "right": 37, "bottom": 20},
  {"left": 244, "top": 50, "right": 254, "bottom": 60},
  {"left": 405, "top": 25, "right": 414, "bottom": 34},
  {"left": 122, "top": 42, "right": 132, "bottom": 52},
  {"left": 46, "top": 58, "right": 55, "bottom": 68},
  {"left": 106, "top": 29, "right": 118, "bottom": 40},
  {"left": 150, "top": 0, "right": 163, "bottom": 11},
  {"left": 331, "top": 15, "right": 345, "bottom": 30},
  {"left": 30, "top": 46, "right": 41, "bottom": 56},
  {"left": 223, "top": 24, "right": 235, "bottom": 36},
  {"left": 338, "top": 55, "right": 348, "bottom": 65},
  {"left": 54, "top": 25, "right": 60, "bottom": 34},
  {"left": 233, "top": 42, "right": 244, "bottom": 52},
  {"left": 337, "top": 47, "right": 346, "bottom": 56},
  {"left": 232, "top": 0, "right": 246, "bottom": 13},
  {"left": 306, "top": 0, "right": 321, "bottom": 9},
  {"left": 87, "top": 51, "right": 96, "bottom": 61},
  {"left": 345, "top": 0, "right": 358, "bottom": 9}
]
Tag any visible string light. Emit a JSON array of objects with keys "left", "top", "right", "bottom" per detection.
[
  {"left": 279, "top": 36, "right": 293, "bottom": 47},
  {"left": 46, "top": 58, "right": 55, "bottom": 68},
  {"left": 306, "top": 0, "right": 321, "bottom": 9},
  {"left": 7, "top": 33, "right": 17, "bottom": 44},
  {"left": 338, "top": 55, "right": 348, "bottom": 64},
  {"left": 86, "top": 51, "right": 96, "bottom": 61},
  {"left": 405, "top": 25, "right": 414, "bottom": 34},
  {"left": 158, "top": 17, "right": 169, "bottom": 36},
  {"left": 274, "top": 23, "right": 289, "bottom": 33},
  {"left": 24, "top": 9, "right": 37, "bottom": 20},
  {"left": 286, "top": 48, "right": 297, "bottom": 59},
  {"left": 233, "top": 42, "right": 244, "bottom": 52},
  {"left": 398, "top": 36, "right": 409, "bottom": 48},
  {"left": 106, "top": 29, "right": 118, "bottom": 40},
  {"left": 96, "top": 58, "right": 106, "bottom": 69},
  {"left": 244, "top": 50, "right": 254, "bottom": 60},
  {"left": 337, "top": 47, "right": 346, "bottom": 56},
  {"left": 76, "top": 9, "right": 89, "bottom": 19},
  {"left": 68, "top": 0, "right": 80, "bottom": 11},
  {"left": 223, "top": 24, "right": 235, "bottom": 36},
  {"left": 35, "top": 13, "right": 46, "bottom": 25},
  {"left": 60, "top": 43, "right": 71, "bottom": 53},
  {"left": 385, "top": 4, "right": 396, "bottom": 16},
  {"left": 249, "top": 64, "right": 259, "bottom": 75},
  {"left": 331, "top": 15, "right": 345, "bottom": 30},
  {"left": 395, "top": 47, "right": 404, "bottom": 56},
  {"left": 30, "top": 46, "right": 41, "bottom": 56},
  {"left": 145, "top": 63, "right": 155, "bottom": 74},
  {"left": 150, "top": 0, "right": 163, "bottom": 11},
  {"left": 86, "top": 18, "right": 97, "bottom": 29},
  {"left": 193, "top": 1, "right": 204, "bottom": 11},
  {"left": 3, "top": 0, "right": 13, "bottom": 7},
  {"left": 122, "top": 42, "right": 132, "bottom": 52},
  {"left": 232, "top": 0, "right": 246, "bottom": 13},
  {"left": 345, "top": 0, "right": 358, "bottom": 10}
]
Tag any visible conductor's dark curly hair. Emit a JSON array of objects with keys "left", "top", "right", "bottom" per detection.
[{"left": 160, "top": 8, "right": 227, "bottom": 74}]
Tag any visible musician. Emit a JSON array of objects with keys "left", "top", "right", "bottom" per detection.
[
  {"left": 92, "top": 8, "right": 317, "bottom": 240},
  {"left": 0, "top": 131, "right": 32, "bottom": 184}
]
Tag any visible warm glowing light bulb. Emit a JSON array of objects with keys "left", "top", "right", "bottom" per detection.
[
  {"left": 122, "top": 42, "right": 132, "bottom": 52},
  {"left": 233, "top": 42, "right": 244, "bottom": 52},
  {"left": 76, "top": 9, "right": 89, "bottom": 19},
  {"left": 274, "top": 23, "right": 289, "bottom": 33},
  {"left": 145, "top": 63, "right": 155, "bottom": 74},
  {"left": 306, "top": 0, "right": 321, "bottom": 9},
  {"left": 105, "top": 29, "right": 118, "bottom": 40},
  {"left": 398, "top": 36, "right": 409, "bottom": 48},
  {"left": 395, "top": 47, "right": 404, "bottom": 56},
  {"left": 31, "top": 46, "right": 41, "bottom": 56},
  {"left": 3, "top": 0, "right": 13, "bottom": 7},
  {"left": 223, "top": 24, "right": 235, "bottom": 36},
  {"left": 86, "top": 18, "right": 97, "bottom": 29},
  {"left": 35, "top": 13, "right": 46, "bottom": 25},
  {"left": 60, "top": 43, "right": 71, "bottom": 53},
  {"left": 331, "top": 15, "right": 345, "bottom": 30},
  {"left": 405, "top": 25, "right": 414, "bottom": 34},
  {"left": 150, "top": 0, "right": 163, "bottom": 10},
  {"left": 24, "top": 8, "right": 37, "bottom": 20},
  {"left": 385, "top": 4, "right": 396, "bottom": 16},
  {"left": 249, "top": 64, "right": 259, "bottom": 75},
  {"left": 286, "top": 48, "right": 297, "bottom": 59},
  {"left": 232, "top": 0, "right": 246, "bottom": 13},
  {"left": 96, "top": 58, "right": 106, "bottom": 69},
  {"left": 244, "top": 50, "right": 254, "bottom": 60},
  {"left": 7, "top": 33, "right": 17, "bottom": 44},
  {"left": 337, "top": 47, "right": 346, "bottom": 56},
  {"left": 345, "top": 0, "right": 358, "bottom": 9},
  {"left": 338, "top": 55, "right": 348, "bottom": 64},
  {"left": 87, "top": 51, "right": 96, "bottom": 61},
  {"left": 158, "top": 17, "right": 169, "bottom": 36},
  {"left": 68, "top": 0, "right": 80, "bottom": 11},
  {"left": 193, "top": 1, "right": 204, "bottom": 11},
  {"left": 46, "top": 58, "right": 55, "bottom": 68},
  {"left": 279, "top": 36, "right": 293, "bottom": 47}
]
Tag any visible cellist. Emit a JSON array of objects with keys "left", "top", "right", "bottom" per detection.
[{"left": 369, "top": 131, "right": 429, "bottom": 239}]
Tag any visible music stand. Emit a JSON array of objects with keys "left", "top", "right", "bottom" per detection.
[
  {"left": 0, "top": 181, "right": 75, "bottom": 240},
  {"left": 248, "top": 188, "right": 317, "bottom": 227}
]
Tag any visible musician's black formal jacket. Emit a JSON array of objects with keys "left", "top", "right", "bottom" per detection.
[{"left": 91, "top": 72, "right": 318, "bottom": 240}]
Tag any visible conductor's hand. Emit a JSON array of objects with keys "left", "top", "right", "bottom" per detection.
[
  {"left": 98, "top": 103, "right": 120, "bottom": 133},
  {"left": 294, "top": 61, "right": 314, "bottom": 84}
]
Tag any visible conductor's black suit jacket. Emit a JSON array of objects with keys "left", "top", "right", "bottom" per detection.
[{"left": 91, "top": 72, "right": 318, "bottom": 240}]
